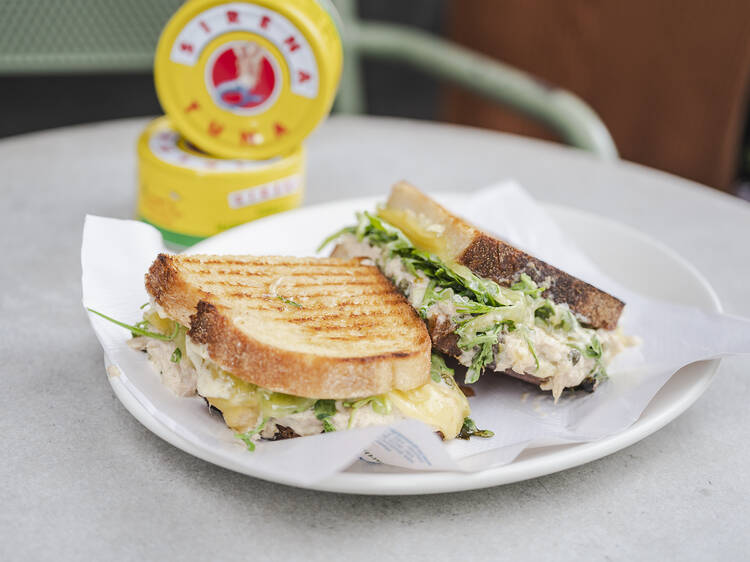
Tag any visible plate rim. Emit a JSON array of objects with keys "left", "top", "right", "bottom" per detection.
[{"left": 106, "top": 196, "right": 724, "bottom": 495}]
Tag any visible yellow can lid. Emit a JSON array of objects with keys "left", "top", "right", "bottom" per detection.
[{"left": 154, "top": 0, "right": 342, "bottom": 160}]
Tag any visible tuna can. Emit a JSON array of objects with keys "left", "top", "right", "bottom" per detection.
[
  {"left": 137, "top": 117, "right": 305, "bottom": 246},
  {"left": 153, "top": 0, "right": 342, "bottom": 160}
]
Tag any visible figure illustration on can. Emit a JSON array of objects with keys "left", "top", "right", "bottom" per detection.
[{"left": 209, "top": 41, "right": 278, "bottom": 112}]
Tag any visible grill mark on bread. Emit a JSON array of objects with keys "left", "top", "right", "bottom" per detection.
[
  {"left": 284, "top": 289, "right": 395, "bottom": 298},
  {"left": 283, "top": 311, "right": 395, "bottom": 323},
  {"left": 220, "top": 292, "right": 404, "bottom": 307},
  {"left": 185, "top": 258, "right": 364, "bottom": 267},
  {"left": 185, "top": 269, "right": 377, "bottom": 279},
  {"left": 202, "top": 279, "right": 388, "bottom": 288},
  {"left": 188, "top": 299, "right": 429, "bottom": 396},
  {"left": 221, "top": 289, "right": 396, "bottom": 300},
  {"left": 146, "top": 253, "right": 431, "bottom": 397},
  {"left": 199, "top": 280, "right": 386, "bottom": 290}
]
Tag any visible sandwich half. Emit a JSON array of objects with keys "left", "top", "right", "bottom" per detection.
[
  {"left": 325, "top": 182, "right": 632, "bottom": 399},
  {"left": 110, "top": 254, "right": 473, "bottom": 446}
]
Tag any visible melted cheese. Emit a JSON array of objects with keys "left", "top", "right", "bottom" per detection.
[
  {"left": 377, "top": 207, "right": 450, "bottom": 260},
  {"left": 191, "top": 352, "right": 261, "bottom": 433},
  {"left": 185, "top": 336, "right": 469, "bottom": 438},
  {"left": 387, "top": 378, "right": 470, "bottom": 439}
]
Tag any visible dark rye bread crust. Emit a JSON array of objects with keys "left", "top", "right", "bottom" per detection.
[
  {"left": 459, "top": 233, "right": 624, "bottom": 330},
  {"left": 385, "top": 181, "right": 624, "bottom": 330}
]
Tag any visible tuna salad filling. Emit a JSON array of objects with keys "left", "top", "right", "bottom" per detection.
[
  {"left": 122, "top": 306, "right": 472, "bottom": 446},
  {"left": 323, "top": 212, "right": 631, "bottom": 400}
]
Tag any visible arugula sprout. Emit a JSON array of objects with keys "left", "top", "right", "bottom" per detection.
[
  {"left": 320, "top": 212, "right": 609, "bottom": 387},
  {"left": 331, "top": 212, "right": 507, "bottom": 307},
  {"left": 131, "top": 319, "right": 150, "bottom": 338},
  {"left": 87, "top": 308, "right": 180, "bottom": 341},
  {"left": 466, "top": 343, "right": 493, "bottom": 384},
  {"left": 277, "top": 296, "right": 302, "bottom": 308},
  {"left": 170, "top": 347, "right": 182, "bottom": 363},
  {"left": 418, "top": 279, "right": 439, "bottom": 319},
  {"left": 236, "top": 417, "right": 269, "bottom": 451},
  {"left": 454, "top": 299, "right": 500, "bottom": 315},
  {"left": 458, "top": 417, "right": 494, "bottom": 440},
  {"left": 460, "top": 324, "right": 503, "bottom": 384},
  {"left": 511, "top": 273, "right": 545, "bottom": 299},
  {"left": 584, "top": 335, "right": 608, "bottom": 382},
  {"left": 317, "top": 225, "right": 356, "bottom": 252},
  {"left": 314, "top": 399, "right": 337, "bottom": 420},
  {"left": 525, "top": 336, "right": 540, "bottom": 371},
  {"left": 430, "top": 353, "right": 454, "bottom": 383},
  {"left": 314, "top": 399, "right": 338, "bottom": 433}
]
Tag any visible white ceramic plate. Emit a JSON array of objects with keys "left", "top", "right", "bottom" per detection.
[{"left": 106, "top": 195, "right": 722, "bottom": 495}]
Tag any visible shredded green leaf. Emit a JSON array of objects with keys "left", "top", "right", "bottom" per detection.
[
  {"left": 458, "top": 417, "right": 495, "bottom": 440},
  {"left": 418, "top": 279, "right": 439, "bottom": 319},
  {"left": 343, "top": 395, "right": 391, "bottom": 428},
  {"left": 277, "top": 296, "right": 302, "bottom": 308},
  {"left": 170, "top": 347, "right": 182, "bottom": 363},
  {"left": 314, "top": 399, "right": 337, "bottom": 420},
  {"left": 236, "top": 417, "right": 269, "bottom": 452},
  {"left": 457, "top": 323, "right": 505, "bottom": 384},
  {"left": 430, "top": 353, "right": 454, "bottom": 383},
  {"left": 466, "top": 341, "right": 495, "bottom": 384},
  {"left": 525, "top": 334, "right": 540, "bottom": 371},
  {"left": 322, "top": 418, "right": 336, "bottom": 433},
  {"left": 556, "top": 309, "right": 577, "bottom": 332},
  {"left": 511, "top": 273, "right": 546, "bottom": 299},
  {"left": 534, "top": 301, "right": 555, "bottom": 322},
  {"left": 87, "top": 308, "right": 180, "bottom": 341},
  {"left": 585, "top": 334, "right": 603, "bottom": 359},
  {"left": 320, "top": 212, "right": 612, "bottom": 387}
]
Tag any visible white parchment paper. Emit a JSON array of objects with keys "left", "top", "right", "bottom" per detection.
[{"left": 81, "top": 182, "right": 750, "bottom": 484}]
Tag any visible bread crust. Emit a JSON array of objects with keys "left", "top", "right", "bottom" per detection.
[
  {"left": 458, "top": 233, "right": 623, "bottom": 330},
  {"left": 145, "top": 253, "right": 432, "bottom": 398},
  {"left": 386, "top": 181, "right": 624, "bottom": 330},
  {"left": 145, "top": 253, "right": 211, "bottom": 327},
  {"left": 189, "top": 300, "right": 431, "bottom": 399}
]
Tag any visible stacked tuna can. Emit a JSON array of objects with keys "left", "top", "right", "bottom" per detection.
[{"left": 138, "top": 0, "right": 342, "bottom": 246}]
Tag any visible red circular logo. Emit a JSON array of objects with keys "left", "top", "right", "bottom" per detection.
[{"left": 206, "top": 40, "right": 280, "bottom": 114}]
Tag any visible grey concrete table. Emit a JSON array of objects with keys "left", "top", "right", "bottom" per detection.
[{"left": 3, "top": 116, "right": 749, "bottom": 561}]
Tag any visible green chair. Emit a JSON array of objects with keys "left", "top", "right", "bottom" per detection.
[
  {"left": 0, "top": 1, "right": 182, "bottom": 72},
  {"left": 0, "top": 0, "right": 617, "bottom": 158}
]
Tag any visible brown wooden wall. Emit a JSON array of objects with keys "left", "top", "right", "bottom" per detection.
[{"left": 442, "top": 1, "right": 750, "bottom": 191}]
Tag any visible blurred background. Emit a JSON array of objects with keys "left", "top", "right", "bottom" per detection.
[{"left": 1, "top": 0, "right": 748, "bottom": 198}]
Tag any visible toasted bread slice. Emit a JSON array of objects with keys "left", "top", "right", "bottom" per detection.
[
  {"left": 384, "top": 181, "right": 624, "bottom": 330},
  {"left": 145, "top": 254, "right": 431, "bottom": 398}
]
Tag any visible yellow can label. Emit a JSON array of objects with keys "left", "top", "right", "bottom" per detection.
[
  {"left": 154, "top": 0, "right": 342, "bottom": 160},
  {"left": 137, "top": 117, "right": 305, "bottom": 245}
]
